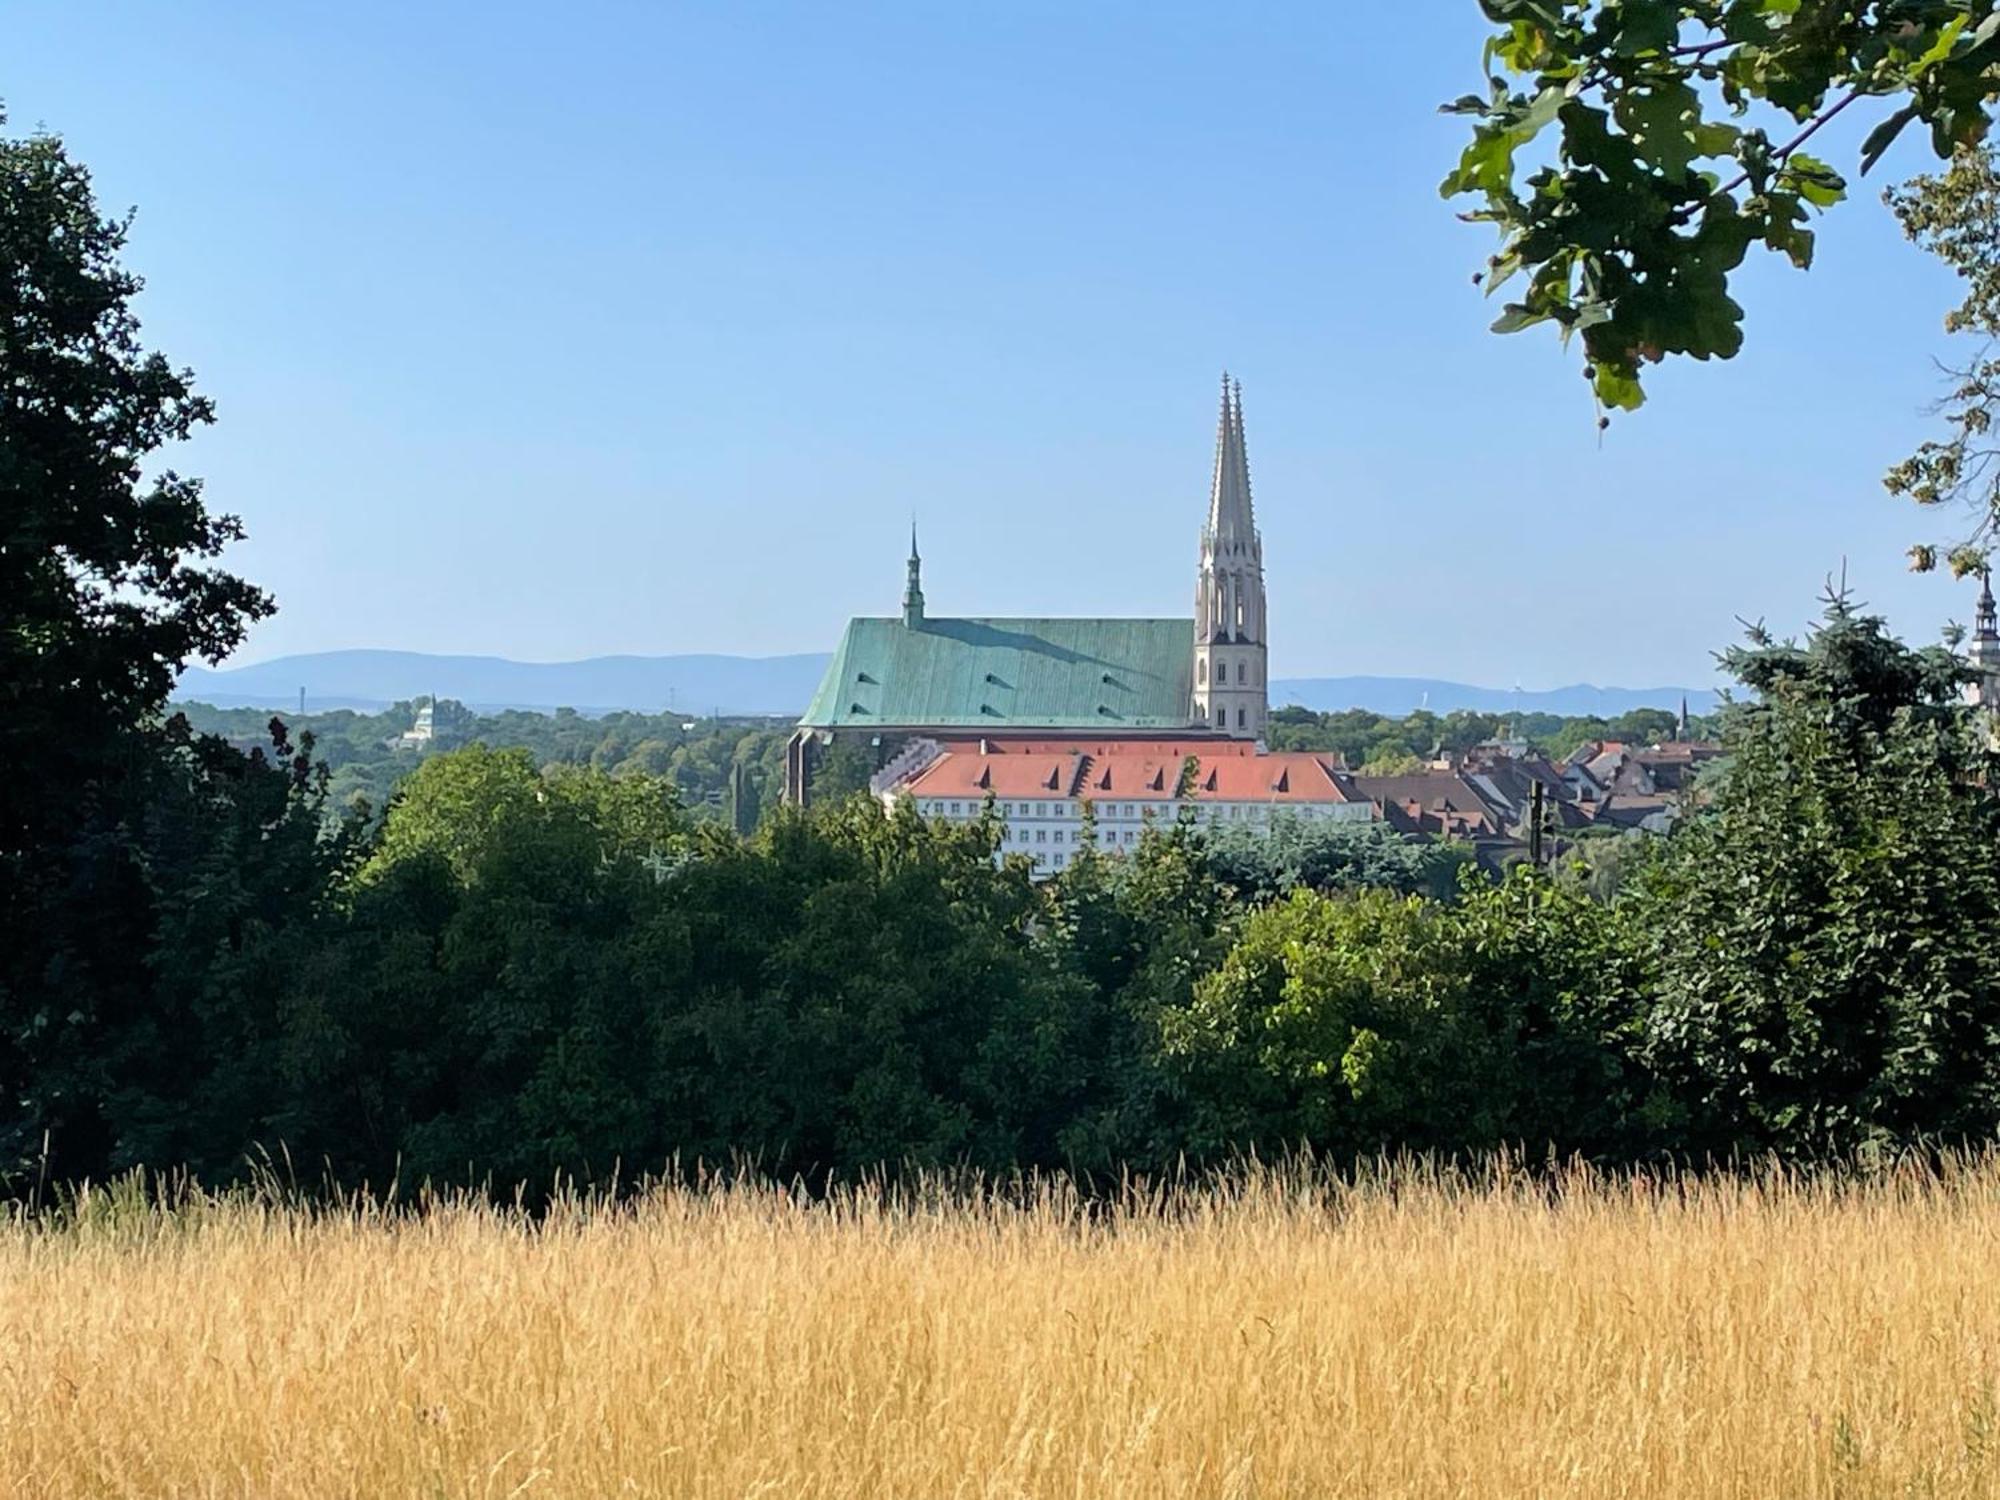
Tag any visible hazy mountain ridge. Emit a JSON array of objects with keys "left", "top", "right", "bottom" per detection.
[
  {"left": 175, "top": 649, "right": 832, "bottom": 717},
  {"left": 175, "top": 650, "right": 1721, "bottom": 720}
]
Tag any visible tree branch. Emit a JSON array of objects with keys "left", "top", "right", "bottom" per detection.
[{"left": 1716, "top": 88, "right": 1866, "bottom": 199}]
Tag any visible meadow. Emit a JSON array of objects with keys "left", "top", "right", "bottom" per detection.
[{"left": 5, "top": 1161, "right": 2000, "bottom": 1498}]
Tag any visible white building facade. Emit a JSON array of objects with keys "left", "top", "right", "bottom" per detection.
[{"left": 888, "top": 745, "right": 1373, "bottom": 877}]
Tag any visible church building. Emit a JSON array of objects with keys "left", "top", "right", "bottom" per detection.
[{"left": 785, "top": 377, "right": 1274, "bottom": 803}]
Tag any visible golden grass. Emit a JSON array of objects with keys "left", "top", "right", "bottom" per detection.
[{"left": 7, "top": 1160, "right": 2000, "bottom": 1498}]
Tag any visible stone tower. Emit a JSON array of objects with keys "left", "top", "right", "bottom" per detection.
[
  {"left": 1969, "top": 569, "right": 2000, "bottom": 711},
  {"left": 1191, "top": 374, "right": 1268, "bottom": 739}
]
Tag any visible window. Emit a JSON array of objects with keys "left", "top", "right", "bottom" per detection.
[
  {"left": 1198, "top": 659, "right": 1207, "bottom": 685},
  {"left": 1236, "top": 661, "right": 1246, "bottom": 684},
  {"left": 1054, "top": 853, "right": 1066, "bottom": 869},
  {"left": 1036, "top": 829, "right": 1047, "bottom": 843},
  {"left": 1215, "top": 707, "right": 1225, "bottom": 727},
  {"left": 1124, "top": 830, "right": 1136, "bottom": 844},
  {"left": 1124, "top": 804, "right": 1135, "bottom": 818},
  {"left": 949, "top": 801, "right": 962, "bottom": 816},
  {"left": 1052, "top": 829, "right": 1064, "bottom": 845},
  {"left": 1001, "top": 802, "right": 1013, "bottom": 817},
  {"left": 1236, "top": 707, "right": 1246, "bottom": 728}
]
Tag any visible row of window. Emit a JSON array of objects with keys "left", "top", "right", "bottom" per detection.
[
  {"left": 1002, "top": 827, "right": 1140, "bottom": 848},
  {"left": 918, "top": 798, "right": 1345, "bottom": 824},
  {"left": 922, "top": 800, "right": 1158, "bottom": 820},
  {"left": 1196, "top": 658, "right": 1260, "bottom": 687}
]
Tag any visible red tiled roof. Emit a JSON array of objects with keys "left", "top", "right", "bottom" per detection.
[{"left": 897, "top": 749, "right": 1362, "bottom": 804}]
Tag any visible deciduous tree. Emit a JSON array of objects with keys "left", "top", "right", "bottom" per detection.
[{"left": 1448, "top": 2, "right": 2000, "bottom": 415}]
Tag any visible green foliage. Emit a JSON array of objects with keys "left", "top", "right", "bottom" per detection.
[
  {"left": 1449, "top": 1, "right": 2000, "bottom": 415},
  {"left": 0, "top": 122, "right": 271, "bottom": 794},
  {"left": 277, "top": 781, "right": 1107, "bottom": 1189},
  {"left": 0, "top": 119, "right": 306, "bottom": 1185},
  {"left": 1035, "top": 824, "right": 1245, "bottom": 1170},
  {"left": 1552, "top": 826, "right": 1660, "bottom": 903},
  {"left": 1264, "top": 704, "right": 1704, "bottom": 764},
  {"left": 172, "top": 699, "right": 793, "bottom": 830},
  {"left": 1199, "top": 814, "right": 1475, "bottom": 901},
  {"left": 809, "top": 739, "right": 879, "bottom": 801},
  {"left": 1884, "top": 142, "right": 2000, "bottom": 574},
  {"left": 1631, "top": 593, "right": 2000, "bottom": 1155},
  {"left": 1160, "top": 872, "right": 1646, "bottom": 1160}
]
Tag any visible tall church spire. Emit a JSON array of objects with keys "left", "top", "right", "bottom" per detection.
[
  {"left": 1192, "top": 374, "right": 1268, "bottom": 740},
  {"left": 1206, "top": 372, "right": 1256, "bottom": 549},
  {"left": 902, "top": 522, "right": 925, "bottom": 628}
]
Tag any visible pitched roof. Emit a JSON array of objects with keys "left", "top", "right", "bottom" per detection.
[
  {"left": 896, "top": 749, "right": 1362, "bottom": 805},
  {"left": 799, "top": 616, "right": 1196, "bottom": 730},
  {"left": 1188, "top": 753, "right": 1361, "bottom": 802},
  {"left": 1347, "top": 770, "right": 1510, "bottom": 834}
]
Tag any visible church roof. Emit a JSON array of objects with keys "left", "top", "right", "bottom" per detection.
[
  {"left": 799, "top": 615, "right": 1196, "bottom": 730},
  {"left": 896, "top": 749, "right": 1361, "bottom": 804}
]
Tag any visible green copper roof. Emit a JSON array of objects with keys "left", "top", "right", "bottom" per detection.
[{"left": 800, "top": 616, "right": 1196, "bottom": 730}]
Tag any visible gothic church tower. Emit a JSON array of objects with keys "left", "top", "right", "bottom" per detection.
[
  {"left": 1192, "top": 374, "right": 1268, "bottom": 739},
  {"left": 1969, "top": 569, "right": 2000, "bottom": 712}
]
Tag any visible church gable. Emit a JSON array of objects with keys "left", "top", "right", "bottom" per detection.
[{"left": 800, "top": 615, "right": 1195, "bottom": 730}]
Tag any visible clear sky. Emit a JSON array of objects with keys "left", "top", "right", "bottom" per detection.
[{"left": 9, "top": 1, "right": 1980, "bottom": 688}]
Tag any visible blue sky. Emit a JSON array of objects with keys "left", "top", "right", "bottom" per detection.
[{"left": 9, "top": 2, "right": 1979, "bottom": 688}]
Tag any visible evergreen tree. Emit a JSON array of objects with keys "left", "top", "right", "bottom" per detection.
[{"left": 1634, "top": 592, "right": 2000, "bottom": 1154}]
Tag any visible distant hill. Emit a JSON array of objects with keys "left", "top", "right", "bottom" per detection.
[
  {"left": 174, "top": 650, "right": 1720, "bottom": 721},
  {"left": 174, "top": 649, "right": 831, "bottom": 716}
]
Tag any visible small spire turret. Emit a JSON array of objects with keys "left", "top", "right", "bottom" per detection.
[{"left": 902, "top": 521, "right": 925, "bottom": 628}]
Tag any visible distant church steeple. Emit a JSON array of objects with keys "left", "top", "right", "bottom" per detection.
[
  {"left": 902, "top": 521, "right": 926, "bottom": 628},
  {"left": 1969, "top": 568, "right": 2000, "bottom": 712},
  {"left": 1191, "top": 373, "right": 1268, "bottom": 739}
]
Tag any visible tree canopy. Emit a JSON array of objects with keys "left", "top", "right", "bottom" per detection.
[{"left": 1449, "top": 1, "right": 2000, "bottom": 416}]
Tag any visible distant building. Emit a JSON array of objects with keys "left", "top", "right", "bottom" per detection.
[
  {"left": 788, "top": 376, "right": 1268, "bottom": 802},
  {"left": 789, "top": 374, "right": 1717, "bottom": 871},
  {"left": 390, "top": 697, "right": 444, "bottom": 753},
  {"left": 880, "top": 739, "right": 1371, "bottom": 877}
]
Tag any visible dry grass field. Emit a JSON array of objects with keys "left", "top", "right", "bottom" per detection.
[{"left": 6, "top": 1160, "right": 2000, "bottom": 1499}]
